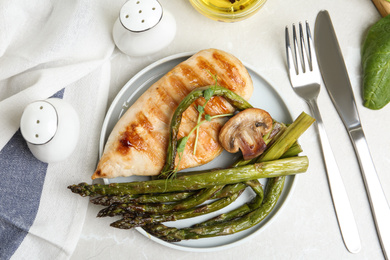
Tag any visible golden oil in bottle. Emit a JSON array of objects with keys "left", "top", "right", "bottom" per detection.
[{"left": 189, "top": 0, "right": 266, "bottom": 22}]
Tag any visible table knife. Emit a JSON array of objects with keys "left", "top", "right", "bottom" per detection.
[{"left": 314, "top": 10, "right": 390, "bottom": 260}]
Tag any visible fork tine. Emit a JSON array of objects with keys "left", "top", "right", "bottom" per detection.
[
  {"left": 299, "top": 22, "right": 309, "bottom": 73},
  {"left": 285, "top": 26, "right": 296, "bottom": 76},
  {"left": 305, "top": 21, "right": 318, "bottom": 72},
  {"left": 292, "top": 24, "right": 303, "bottom": 75}
]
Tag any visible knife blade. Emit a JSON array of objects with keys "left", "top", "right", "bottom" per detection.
[{"left": 315, "top": 10, "right": 390, "bottom": 259}]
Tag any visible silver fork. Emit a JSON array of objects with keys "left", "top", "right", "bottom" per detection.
[{"left": 285, "top": 22, "right": 361, "bottom": 253}]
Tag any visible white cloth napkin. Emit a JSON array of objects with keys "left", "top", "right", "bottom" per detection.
[{"left": 0, "top": 0, "right": 123, "bottom": 259}]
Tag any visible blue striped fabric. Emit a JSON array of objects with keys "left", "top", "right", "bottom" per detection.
[
  {"left": 0, "top": 130, "right": 47, "bottom": 259},
  {"left": 0, "top": 90, "right": 64, "bottom": 260}
]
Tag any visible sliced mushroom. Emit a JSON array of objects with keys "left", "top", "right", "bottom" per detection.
[{"left": 219, "top": 108, "right": 273, "bottom": 160}]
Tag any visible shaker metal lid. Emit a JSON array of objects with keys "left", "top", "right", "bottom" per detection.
[
  {"left": 119, "top": 0, "right": 163, "bottom": 32},
  {"left": 20, "top": 100, "right": 58, "bottom": 145}
]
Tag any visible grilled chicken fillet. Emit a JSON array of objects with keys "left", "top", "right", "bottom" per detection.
[{"left": 92, "top": 49, "right": 253, "bottom": 179}]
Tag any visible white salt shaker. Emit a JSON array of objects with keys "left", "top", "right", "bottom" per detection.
[
  {"left": 112, "top": 0, "right": 176, "bottom": 57},
  {"left": 20, "top": 98, "right": 80, "bottom": 163}
]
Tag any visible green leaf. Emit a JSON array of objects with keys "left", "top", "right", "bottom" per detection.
[
  {"left": 205, "top": 114, "right": 211, "bottom": 121},
  {"left": 177, "top": 137, "right": 188, "bottom": 153},
  {"left": 362, "top": 15, "right": 390, "bottom": 109},
  {"left": 203, "top": 88, "right": 214, "bottom": 101},
  {"left": 197, "top": 105, "right": 204, "bottom": 113}
]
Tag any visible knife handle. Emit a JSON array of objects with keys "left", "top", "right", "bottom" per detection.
[
  {"left": 372, "top": 0, "right": 390, "bottom": 17},
  {"left": 349, "top": 126, "right": 390, "bottom": 259},
  {"left": 309, "top": 99, "right": 361, "bottom": 253}
]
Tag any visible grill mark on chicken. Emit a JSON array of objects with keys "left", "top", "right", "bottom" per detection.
[
  {"left": 145, "top": 128, "right": 167, "bottom": 166},
  {"left": 213, "top": 52, "right": 244, "bottom": 93},
  {"left": 156, "top": 86, "right": 178, "bottom": 109},
  {"left": 177, "top": 105, "right": 199, "bottom": 139},
  {"left": 167, "top": 74, "right": 191, "bottom": 102},
  {"left": 178, "top": 63, "right": 208, "bottom": 87},
  {"left": 117, "top": 111, "right": 167, "bottom": 166},
  {"left": 117, "top": 112, "right": 153, "bottom": 154},
  {"left": 176, "top": 120, "right": 223, "bottom": 169},
  {"left": 147, "top": 101, "right": 169, "bottom": 125},
  {"left": 205, "top": 96, "right": 234, "bottom": 116},
  {"left": 153, "top": 86, "right": 178, "bottom": 124},
  {"left": 175, "top": 103, "right": 226, "bottom": 169},
  {"left": 195, "top": 121, "right": 223, "bottom": 158},
  {"left": 195, "top": 56, "right": 238, "bottom": 116},
  {"left": 196, "top": 56, "right": 229, "bottom": 88}
]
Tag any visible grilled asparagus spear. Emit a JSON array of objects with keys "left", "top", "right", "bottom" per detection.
[
  {"left": 110, "top": 189, "right": 245, "bottom": 229},
  {"left": 68, "top": 156, "right": 308, "bottom": 196},
  {"left": 144, "top": 176, "right": 285, "bottom": 242}
]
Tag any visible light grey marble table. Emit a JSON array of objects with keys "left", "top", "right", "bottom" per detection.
[{"left": 71, "top": 0, "right": 390, "bottom": 259}]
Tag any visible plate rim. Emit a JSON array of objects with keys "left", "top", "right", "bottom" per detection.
[{"left": 98, "top": 51, "right": 298, "bottom": 252}]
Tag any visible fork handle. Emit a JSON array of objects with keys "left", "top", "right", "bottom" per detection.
[{"left": 308, "top": 99, "right": 361, "bottom": 253}]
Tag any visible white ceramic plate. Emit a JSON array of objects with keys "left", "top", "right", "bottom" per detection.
[{"left": 99, "top": 52, "right": 296, "bottom": 252}]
